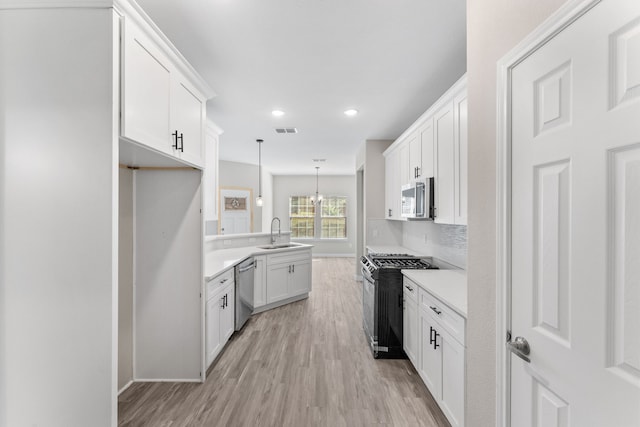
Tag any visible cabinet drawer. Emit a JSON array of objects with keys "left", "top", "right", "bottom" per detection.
[
  {"left": 403, "top": 277, "right": 419, "bottom": 303},
  {"left": 267, "top": 249, "right": 311, "bottom": 266},
  {"left": 418, "top": 288, "right": 465, "bottom": 345},
  {"left": 206, "top": 268, "right": 234, "bottom": 300}
]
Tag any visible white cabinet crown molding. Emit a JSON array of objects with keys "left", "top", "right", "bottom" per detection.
[{"left": 113, "top": 0, "right": 215, "bottom": 100}]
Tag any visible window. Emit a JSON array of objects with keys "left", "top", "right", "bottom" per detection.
[
  {"left": 321, "top": 196, "right": 347, "bottom": 238},
  {"left": 289, "top": 195, "right": 347, "bottom": 239},
  {"left": 289, "top": 196, "right": 315, "bottom": 238}
]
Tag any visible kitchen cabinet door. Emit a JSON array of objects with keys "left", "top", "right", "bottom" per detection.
[
  {"left": 441, "top": 332, "right": 465, "bottom": 427},
  {"left": 220, "top": 283, "right": 235, "bottom": 344},
  {"left": 206, "top": 290, "right": 223, "bottom": 367},
  {"left": 266, "top": 263, "right": 290, "bottom": 303},
  {"left": 453, "top": 92, "right": 468, "bottom": 225},
  {"left": 122, "top": 20, "right": 171, "bottom": 154},
  {"left": 253, "top": 255, "right": 267, "bottom": 309},
  {"left": 419, "top": 117, "right": 435, "bottom": 179},
  {"left": 419, "top": 310, "right": 442, "bottom": 399},
  {"left": 289, "top": 259, "right": 311, "bottom": 297},
  {"left": 408, "top": 131, "right": 421, "bottom": 181},
  {"left": 403, "top": 290, "right": 419, "bottom": 366},
  {"left": 434, "top": 101, "right": 455, "bottom": 224},
  {"left": 171, "top": 79, "right": 205, "bottom": 167},
  {"left": 385, "top": 149, "right": 400, "bottom": 219},
  {"left": 399, "top": 141, "right": 410, "bottom": 187}
]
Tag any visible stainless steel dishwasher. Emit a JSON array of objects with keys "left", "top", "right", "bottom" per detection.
[{"left": 234, "top": 258, "right": 255, "bottom": 331}]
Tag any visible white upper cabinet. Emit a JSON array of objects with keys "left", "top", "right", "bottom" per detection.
[
  {"left": 453, "top": 92, "right": 468, "bottom": 225},
  {"left": 384, "top": 75, "right": 466, "bottom": 225},
  {"left": 434, "top": 100, "right": 455, "bottom": 225},
  {"left": 418, "top": 117, "right": 435, "bottom": 179},
  {"left": 171, "top": 79, "right": 205, "bottom": 166},
  {"left": 122, "top": 21, "right": 171, "bottom": 154},
  {"left": 121, "top": 15, "right": 211, "bottom": 169},
  {"left": 409, "top": 119, "right": 435, "bottom": 180}
]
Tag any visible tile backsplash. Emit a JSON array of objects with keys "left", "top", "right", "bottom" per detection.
[{"left": 402, "top": 220, "right": 467, "bottom": 268}]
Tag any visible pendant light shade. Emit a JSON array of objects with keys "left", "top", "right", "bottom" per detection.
[
  {"left": 256, "top": 139, "right": 264, "bottom": 207},
  {"left": 310, "top": 166, "right": 323, "bottom": 206}
]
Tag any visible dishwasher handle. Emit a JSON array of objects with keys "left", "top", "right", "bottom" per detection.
[{"left": 238, "top": 262, "right": 256, "bottom": 273}]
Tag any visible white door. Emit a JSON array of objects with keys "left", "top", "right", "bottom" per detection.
[
  {"left": 509, "top": 2, "right": 640, "bottom": 426},
  {"left": 219, "top": 188, "right": 252, "bottom": 235}
]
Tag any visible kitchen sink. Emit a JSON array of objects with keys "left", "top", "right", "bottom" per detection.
[{"left": 257, "top": 243, "right": 303, "bottom": 250}]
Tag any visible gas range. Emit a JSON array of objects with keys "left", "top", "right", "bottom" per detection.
[
  {"left": 360, "top": 252, "right": 438, "bottom": 359},
  {"left": 360, "top": 253, "right": 437, "bottom": 278}
]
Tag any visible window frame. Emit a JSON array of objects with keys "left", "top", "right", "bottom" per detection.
[{"left": 288, "top": 195, "right": 348, "bottom": 240}]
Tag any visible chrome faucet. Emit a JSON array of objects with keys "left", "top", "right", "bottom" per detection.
[{"left": 270, "top": 217, "right": 281, "bottom": 245}]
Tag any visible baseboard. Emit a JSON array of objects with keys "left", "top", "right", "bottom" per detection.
[
  {"left": 132, "top": 378, "right": 202, "bottom": 383},
  {"left": 253, "top": 293, "right": 309, "bottom": 314},
  {"left": 118, "top": 380, "right": 134, "bottom": 395}
]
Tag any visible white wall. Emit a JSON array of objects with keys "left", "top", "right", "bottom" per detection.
[
  {"left": 273, "top": 175, "right": 356, "bottom": 256},
  {"left": 118, "top": 168, "right": 134, "bottom": 391},
  {"left": 466, "top": 0, "right": 568, "bottom": 425},
  {"left": 218, "top": 160, "right": 273, "bottom": 234},
  {"left": 0, "top": 8, "right": 118, "bottom": 425}
]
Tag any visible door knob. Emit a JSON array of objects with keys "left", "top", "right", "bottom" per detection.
[{"left": 507, "top": 335, "right": 531, "bottom": 363}]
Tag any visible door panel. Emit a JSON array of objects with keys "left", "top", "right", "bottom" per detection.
[{"left": 510, "top": 2, "right": 640, "bottom": 426}]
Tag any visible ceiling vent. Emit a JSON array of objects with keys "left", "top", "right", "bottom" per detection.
[
  {"left": 313, "top": 159, "right": 326, "bottom": 162},
  {"left": 275, "top": 127, "right": 298, "bottom": 134}
]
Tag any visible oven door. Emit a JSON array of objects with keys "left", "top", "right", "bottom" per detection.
[{"left": 361, "top": 266, "right": 377, "bottom": 351}]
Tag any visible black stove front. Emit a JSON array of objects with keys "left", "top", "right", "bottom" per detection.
[{"left": 361, "top": 254, "right": 437, "bottom": 359}]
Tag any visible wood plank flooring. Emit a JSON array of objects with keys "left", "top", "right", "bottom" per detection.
[{"left": 118, "top": 257, "right": 451, "bottom": 426}]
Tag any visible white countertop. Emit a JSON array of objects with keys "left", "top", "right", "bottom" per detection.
[
  {"left": 205, "top": 243, "right": 313, "bottom": 281},
  {"left": 402, "top": 269, "right": 467, "bottom": 318}
]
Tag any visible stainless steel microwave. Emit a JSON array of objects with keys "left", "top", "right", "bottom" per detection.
[{"left": 401, "top": 178, "right": 435, "bottom": 219}]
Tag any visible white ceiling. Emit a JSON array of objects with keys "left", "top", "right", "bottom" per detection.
[{"left": 135, "top": 0, "right": 467, "bottom": 175}]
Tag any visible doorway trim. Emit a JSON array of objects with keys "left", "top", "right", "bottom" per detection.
[
  {"left": 218, "top": 186, "right": 255, "bottom": 235},
  {"left": 495, "top": 1, "right": 601, "bottom": 425}
]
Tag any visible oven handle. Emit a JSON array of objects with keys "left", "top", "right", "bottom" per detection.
[{"left": 361, "top": 267, "right": 374, "bottom": 284}]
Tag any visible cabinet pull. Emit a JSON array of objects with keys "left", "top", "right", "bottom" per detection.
[
  {"left": 388, "top": 209, "right": 392, "bottom": 217},
  {"left": 172, "top": 130, "right": 184, "bottom": 152},
  {"left": 220, "top": 295, "right": 225, "bottom": 308},
  {"left": 430, "top": 306, "right": 442, "bottom": 315},
  {"left": 429, "top": 326, "right": 435, "bottom": 345},
  {"left": 433, "top": 330, "right": 440, "bottom": 350},
  {"left": 405, "top": 285, "right": 413, "bottom": 292},
  {"left": 220, "top": 278, "right": 227, "bottom": 284},
  {"left": 288, "top": 265, "right": 291, "bottom": 273},
  {"left": 292, "top": 264, "right": 295, "bottom": 273}
]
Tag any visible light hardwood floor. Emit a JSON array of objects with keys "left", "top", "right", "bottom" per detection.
[{"left": 118, "top": 257, "right": 451, "bottom": 426}]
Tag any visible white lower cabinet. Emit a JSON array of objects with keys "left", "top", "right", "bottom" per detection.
[
  {"left": 253, "top": 255, "right": 267, "bottom": 308},
  {"left": 403, "top": 282, "right": 419, "bottom": 365},
  {"left": 266, "top": 249, "right": 312, "bottom": 304},
  {"left": 405, "top": 278, "right": 465, "bottom": 427},
  {"left": 206, "top": 273, "right": 235, "bottom": 368}
]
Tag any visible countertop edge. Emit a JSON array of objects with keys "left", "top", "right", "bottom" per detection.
[
  {"left": 402, "top": 270, "right": 467, "bottom": 318},
  {"left": 205, "top": 244, "right": 313, "bottom": 281}
]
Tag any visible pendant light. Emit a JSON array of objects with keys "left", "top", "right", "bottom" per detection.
[
  {"left": 311, "top": 166, "right": 323, "bottom": 206},
  {"left": 256, "top": 139, "right": 264, "bottom": 207}
]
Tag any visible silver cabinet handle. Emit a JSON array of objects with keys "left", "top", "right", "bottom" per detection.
[
  {"left": 430, "top": 306, "right": 441, "bottom": 315},
  {"left": 507, "top": 336, "right": 531, "bottom": 363}
]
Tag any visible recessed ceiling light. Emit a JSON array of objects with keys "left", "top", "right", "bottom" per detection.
[
  {"left": 272, "top": 110, "right": 285, "bottom": 117},
  {"left": 344, "top": 109, "right": 358, "bottom": 116}
]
